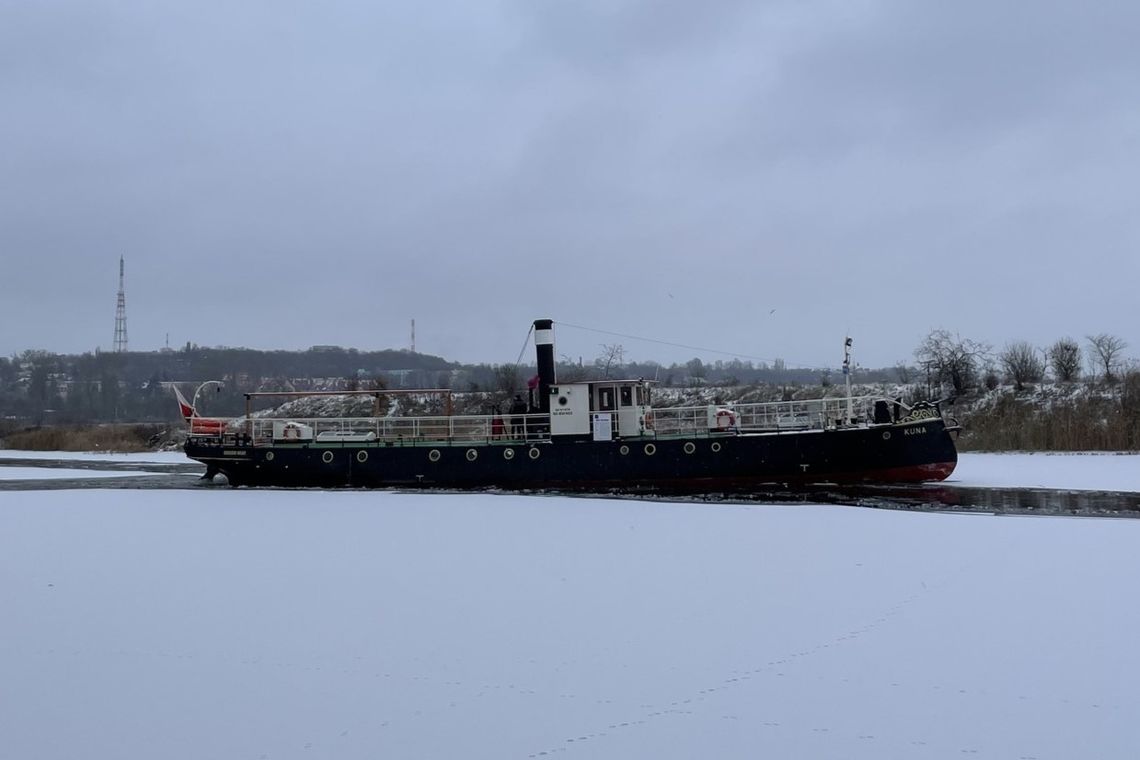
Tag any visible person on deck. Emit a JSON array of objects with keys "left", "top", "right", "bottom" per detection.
[
  {"left": 491, "top": 405, "right": 504, "bottom": 439},
  {"left": 509, "top": 395, "right": 526, "bottom": 438}
]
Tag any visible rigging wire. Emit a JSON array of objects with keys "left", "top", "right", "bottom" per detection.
[
  {"left": 556, "top": 321, "right": 828, "bottom": 369},
  {"left": 511, "top": 324, "right": 534, "bottom": 372}
]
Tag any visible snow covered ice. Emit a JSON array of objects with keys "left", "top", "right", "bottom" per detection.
[
  {"left": 951, "top": 451, "right": 1140, "bottom": 492},
  {"left": 0, "top": 449, "right": 190, "bottom": 465},
  {"left": 2, "top": 484, "right": 1139, "bottom": 759},
  {"left": 0, "top": 466, "right": 153, "bottom": 481}
]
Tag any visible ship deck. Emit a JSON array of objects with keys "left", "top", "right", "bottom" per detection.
[{"left": 189, "top": 395, "right": 942, "bottom": 448}]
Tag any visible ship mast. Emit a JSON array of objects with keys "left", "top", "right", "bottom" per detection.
[{"left": 843, "top": 336, "right": 853, "bottom": 422}]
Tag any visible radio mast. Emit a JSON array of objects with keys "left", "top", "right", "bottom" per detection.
[{"left": 113, "top": 256, "right": 128, "bottom": 353}]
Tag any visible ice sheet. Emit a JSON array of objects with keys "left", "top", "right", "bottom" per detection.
[
  {"left": 953, "top": 452, "right": 1140, "bottom": 492},
  {"left": 1, "top": 489, "right": 1137, "bottom": 759},
  {"left": 0, "top": 466, "right": 153, "bottom": 481},
  {"left": 0, "top": 449, "right": 189, "bottom": 465}
]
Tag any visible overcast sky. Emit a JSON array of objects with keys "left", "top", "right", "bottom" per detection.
[{"left": 2, "top": 0, "right": 1137, "bottom": 369}]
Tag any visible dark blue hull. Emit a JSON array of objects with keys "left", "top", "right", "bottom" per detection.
[{"left": 186, "top": 418, "right": 957, "bottom": 490}]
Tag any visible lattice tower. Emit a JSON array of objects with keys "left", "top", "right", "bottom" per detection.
[{"left": 113, "top": 256, "right": 128, "bottom": 353}]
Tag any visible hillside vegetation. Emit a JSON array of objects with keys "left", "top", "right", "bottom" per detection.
[{"left": 2, "top": 331, "right": 1137, "bottom": 453}]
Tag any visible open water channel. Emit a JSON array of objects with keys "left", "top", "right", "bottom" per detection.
[{"left": 2, "top": 455, "right": 1138, "bottom": 518}]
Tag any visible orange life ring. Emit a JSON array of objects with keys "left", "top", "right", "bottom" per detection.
[
  {"left": 715, "top": 409, "right": 736, "bottom": 428},
  {"left": 643, "top": 411, "right": 654, "bottom": 430},
  {"left": 282, "top": 425, "right": 300, "bottom": 441}
]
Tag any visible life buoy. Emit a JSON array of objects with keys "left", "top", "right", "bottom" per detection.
[
  {"left": 715, "top": 409, "right": 736, "bottom": 429},
  {"left": 643, "top": 411, "right": 654, "bottom": 430}
]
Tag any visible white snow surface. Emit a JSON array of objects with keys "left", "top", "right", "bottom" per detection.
[
  {"left": 1, "top": 489, "right": 1138, "bottom": 759},
  {"left": 0, "top": 449, "right": 189, "bottom": 465},
  {"left": 953, "top": 452, "right": 1140, "bottom": 492},
  {"left": 0, "top": 466, "right": 153, "bottom": 481}
]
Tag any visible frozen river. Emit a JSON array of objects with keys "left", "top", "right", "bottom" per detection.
[{"left": 1, "top": 451, "right": 1139, "bottom": 758}]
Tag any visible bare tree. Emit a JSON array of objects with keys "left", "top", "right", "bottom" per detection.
[
  {"left": 1086, "top": 333, "right": 1128, "bottom": 383},
  {"left": 982, "top": 362, "right": 1000, "bottom": 391},
  {"left": 1122, "top": 367, "right": 1140, "bottom": 444},
  {"left": 493, "top": 364, "right": 520, "bottom": 396},
  {"left": 1000, "top": 341, "right": 1045, "bottom": 391},
  {"left": 1047, "top": 338, "right": 1082, "bottom": 382},
  {"left": 915, "top": 329, "right": 991, "bottom": 396},
  {"left": 595, "top": 343, "right": 625, "bottom": 379}
]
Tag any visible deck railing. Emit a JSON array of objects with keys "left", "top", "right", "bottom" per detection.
[
  {"left": 220, "top": 413, "right": 555, "bottom": 446},
  {"left": 647, "top": 395, "right": 885, "bottom": 436},
  {"left": 190, "top": 395, "right": 918, "bottom": 446}
]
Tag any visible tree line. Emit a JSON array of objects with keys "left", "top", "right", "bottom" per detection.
[
  {"left": 914, "top": 330, "right": 1132, "bottom": 396},
  {"left": 912, "top": 330, "right": 1139, "bottom": 451}
]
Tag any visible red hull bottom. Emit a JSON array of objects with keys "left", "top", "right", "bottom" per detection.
[{"left": 844, "top": 460, "right": 957, "bottom": 484}]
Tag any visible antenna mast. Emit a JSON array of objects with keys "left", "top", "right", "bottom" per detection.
[
  {"left": 411, "top": 319, "right": 416, "bottom": 353},
  {"left": 113, "top": 256, "right": 128, "bottom": 353},
  {"left": 843, "top": 336, "right": 853, "bottom": 422}
]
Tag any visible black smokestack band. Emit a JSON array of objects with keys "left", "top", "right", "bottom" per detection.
[{"left": 534, "top": 318, "right": 555, "bottom": 413}]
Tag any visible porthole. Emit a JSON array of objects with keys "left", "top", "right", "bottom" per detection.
[
  {"left": 356, "top": 450, "right": 368, "bottom": 463},
  {"left": 466, "top": 448, "right": 478, "bottom": 462},
  {"left": 321, "top": 450, "right": 334, "bottom": 464},
  {"left": 265, "top": 451, "right": 275, "bottom": 462},
  {"left": 528, "top": 447, "right": 541, "bottom": 460},
  {"left": 683, "top": 442, "right": 696, "bottom": 454},
  {"left": 503, "top": 448, "right": 515, "bottom": 460},
  {"left": 644, "top": 443, "right": 657, "bottom": 456},
  {"left": 882, "top": 431, "right": 891, "bottom": 441},
  {"left": 711, "top": 442, "right": 722, "bottom": 453},
  {"left": 619, "top": 445, "right": 630, "bottom": 456},
  {"left": 428, "top": 449, "right": 441, "bottom": 462}
]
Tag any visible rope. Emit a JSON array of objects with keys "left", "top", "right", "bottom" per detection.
[{"left": 512, "top": 324, "right": 534, "bottom": 372}]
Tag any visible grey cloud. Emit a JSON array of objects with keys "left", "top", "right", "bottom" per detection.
[{"left": 0, "top": 1, "right": 1137, "bottom": 368}]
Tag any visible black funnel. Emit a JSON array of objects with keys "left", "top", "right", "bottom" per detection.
[{"left": 534, "top": 319, "right": 556, "bottom": 412}]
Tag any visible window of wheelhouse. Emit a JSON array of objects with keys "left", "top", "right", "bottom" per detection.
[
  {"left": 598, "top": 386, "right": 616, "bottom": 411},
  {"left": 636, "top": 385, "right": 649, "bottom": 405},
  {"left": 620, "top": 386, "right": 633, "bottom": 407}
]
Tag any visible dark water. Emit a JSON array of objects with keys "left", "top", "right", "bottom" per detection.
[
  {"left": 2, "top": 457, "right": 1138, "bottom": 517},
  {"left": 637, "top": 483, "right": 1140, "bottom": 518},
  {"left": 0, "top": 457, "right": 206, "bottom": 491}
]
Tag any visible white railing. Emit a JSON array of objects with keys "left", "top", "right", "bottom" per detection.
[
  {"left": 734, "top": 396, "right": 877, "bottom": 431},
  {"left": 649, "top": 395, "right": 891, "bottom": 436},
  {"left": 190, "top": 395, "right": 925, "bottom": 445},
  {"left": 198, "top": 413, "right": 554, "bottom": 446}
]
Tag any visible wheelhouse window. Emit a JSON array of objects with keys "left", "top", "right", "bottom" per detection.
[{"left": 620, "top": 386, "right": 633, "bottom": 407}]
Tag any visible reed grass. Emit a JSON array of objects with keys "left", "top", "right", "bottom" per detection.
[{"left": 1, "top": 424, "right": 167, "bottom": 453}]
